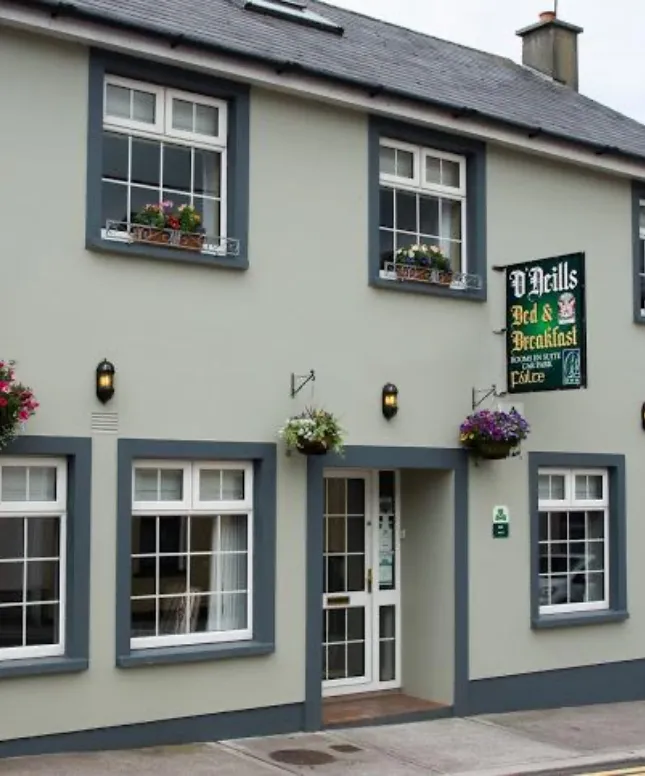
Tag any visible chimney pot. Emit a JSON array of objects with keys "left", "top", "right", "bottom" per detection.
[{"left": 516, "top": 13, "right": 583, "bottom": 91}]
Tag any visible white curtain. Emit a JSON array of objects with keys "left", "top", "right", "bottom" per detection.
[{"left": 208, "top": 514, "right": 248, "bottom": 632}]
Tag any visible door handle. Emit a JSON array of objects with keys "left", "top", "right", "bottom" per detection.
[{"left": 367, "top": 568, "right": 373, "bottom": 594}]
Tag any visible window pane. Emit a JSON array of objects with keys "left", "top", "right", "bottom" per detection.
[
  {"left": 27, "top": 517, "right": 59, "bottom": 558},
  {"left": 443, "top": 240, "right": 462, "bottom": 273},
  {"left": 103, "top": 132, "right": 129, "bottom": 181},
  {"left": 575, "top": 475, "right": 603, "bottom": 500},
  {"left": 0, "top": 563, "right": 23, "bottom": 603},
  {"left": 539, "top": 473, "right": 565, "bottom": 501},
  {"left": 395, "top": 191, "right": 417, "bottom": 232},
  {"left": 441, "top": 199, "right": 462, "bottom": 241},
  {"left": 106, "top": 84, "right": 130, "bottom": 119},
  {"left": 173, "top": 99, "right": 194, "bottom": 131},
  {"left": 189, "top": 554, "right": 213, "bottom": 590},
  {"left": 158, "top": 516, "right": 183, "bottom": 553},
  {"left": 425, "top": 155, "right": 441, "bottom": 184},
  {"left": 102, "top": 181, "right": 128, "bottom": 225},
  {"left": 131, "top": 138, "right": 161, "bottom": 187},
  {"left": 2, "top": 467, "right": 27, "bottom": 501},
  {"left": 28, "top": 468, "right": 57, "bottom": 501},
  {"left": 194, "top": 150, "right": 221, "bottom": 196},
  {"left": 0, "top": 518, "right": 24, "bottom": 560},
  {"left": 588, "top": 512, "right": 604, "bottom": 539},
  {"left": 163, "top": 144, "right": 192, "bottom": 192},
  {"left": 27, "top": 561, "right": 59, "bottom": 602},
  {"left": 0, "top": 607, "right": 23, "bottom": 648},
  {"left": 219, "top": 515, "right": 248, "bottom": 551},
  {"left": 442, "top": 159, "right": 460, "bottom": 187},
  {"left": 200, "top": 469, "right": 244, "bottom": 501},
  {"left": 133, "top": 468, "right": 183, "bottom": 501},
  {"left": 395, "top": 149, "right": 414, "bottom": 178},
  {"left": 132, "top": 515, "right": 156, "bottom": 556},
  {"left": 130, "top": 186, "right": 160, "bottom": 221},
  {"left": 195, "top": 104, "right": 219, "bottom": 136},
  {"left": 132, "top": 89, "right": 156, "bottom": 124},
  {"left": 194, "top": 197, "right": 220, "bottom": 237},
  {"left": 26, "top": 604, "right": 60, "bottom": 646},
  {"left": 419, "top": 194, "right": 439, "bottom": 236},
  {"left": 380, "top": 229, "right": 394, "bottom": 263},
  {"left": 379, "top": 146, "right": 395, "bottom": 175},
  {"left": 220, "top": 553, "right": 247, "bottom": 591},
  {"left": 639, "top": 204, "right": 645, "bottom": 231},
  {"left": 379, "top": 187, "right": 394, "bottom": 229},
  {"left": 189, "top": 515, "right": 216, "bottom": 552}
]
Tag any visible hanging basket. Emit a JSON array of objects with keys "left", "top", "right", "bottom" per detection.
[
  {"left": 469, "top": 440, "right": 518, "bottom": 460},
  {"left": 0, "top": 406, "right": 17, "bottom": 452},
  {"left": 296, "top": 438, "right": 331, "bottom": 456}
]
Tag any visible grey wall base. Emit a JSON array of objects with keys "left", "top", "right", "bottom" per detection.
[
  {"left": 0, "top": 703, "right": 303, "bottom": 760},
  {"left": 467, "top": 659, "right": 645, "bottom": 715}
]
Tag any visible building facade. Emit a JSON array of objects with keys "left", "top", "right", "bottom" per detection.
[{"left": 2, "top": 0, "right": 645, "bottom": 757}]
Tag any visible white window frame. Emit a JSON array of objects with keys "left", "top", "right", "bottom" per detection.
[
  {"left": 102, "top": 75, "right": 229, "bottom": 251},
  {"left": 379, "top": 137, "right": 468, "bottom": 273},
  {"left": 103, "top": 75, "right": 165, "bottom": 135},
  {"left": 130, "top": 460, "right": 253, "bottom": 650},
  {"left": 0, "top": 458, "right": 67, "bottom": 661},
  {"left": 538, "top": 467, "right": 609, "bottom": 616}
]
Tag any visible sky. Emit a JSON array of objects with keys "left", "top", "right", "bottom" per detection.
[{"left": 328, "top": 0, "right": 645, "bottom": 124}]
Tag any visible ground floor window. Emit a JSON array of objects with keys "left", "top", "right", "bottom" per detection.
[
  {"left": 0, "top": 458, "right": 67, "bottom": 659},
  {"left": 538, "top": 468, "right": 608, "bottom": 614},
  {"left": 130, "top": 460, "right": 253, "bottom": 648}
]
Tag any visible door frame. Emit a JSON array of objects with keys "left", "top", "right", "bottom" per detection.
[
  {"left": 304, "top": 446, "right": 469, "bottom": 731},
  {"left": 321, "top": 469, "right": 402, "bottom": 698}
]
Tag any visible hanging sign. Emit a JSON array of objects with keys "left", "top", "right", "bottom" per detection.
[{"left": 506, "top": 252, "right": 587, "bottom": 394}]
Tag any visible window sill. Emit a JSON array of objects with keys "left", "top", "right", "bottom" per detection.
[
  {"left": 369, "top": 276, "right": 486, "bottom": 301},
  {"left": 0, "top": 656, "right": 88, "bottom": 679},
  {"left": 86, "top": 236, "right": 249, "bottom": 271},
  {"left": 532, "top": 609, "right": 629, "bottom": 630},
  {"left": 117, "top": 640, "right": 274, "bottom": 668}
]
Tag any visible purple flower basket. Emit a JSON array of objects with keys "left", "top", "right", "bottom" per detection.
[{"left": 459, "top": 409, "right": 530, "bottom": 460}]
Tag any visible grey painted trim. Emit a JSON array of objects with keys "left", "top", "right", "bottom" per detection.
[
  {"left": 368, "top": 117, "right": 487, "bottom": 302},
  {"left": 86, "top": 50, "right": 250, "bottom": 270},
  {"left": 0, "top": 436, "right": 91, "bottom": 678},
  {"left": 467, "top": 658, "right": 645, "bottom": 715},
  {"left": 304, "top": 445, "right": 470, "bottom": 730},
  {"left": 0, "top": 702, "right": 303, "bottom": 759},
  {"left": 528, "top": 452, "right": 628, "bottom": 630},
  {"left": 632, "top": 181, "right": 645, "bottom": 324},
  {"left": 116, "top": 439, "right": 276, "bottom": 666}
]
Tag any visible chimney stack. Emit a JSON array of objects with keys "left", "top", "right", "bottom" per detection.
[{"left": 516, "top": 10, "right": 583, "bottom": 91}]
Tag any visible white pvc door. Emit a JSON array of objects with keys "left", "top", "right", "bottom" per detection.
[{"left": 322, "top": 470, "right": 401, "bottom": 697}]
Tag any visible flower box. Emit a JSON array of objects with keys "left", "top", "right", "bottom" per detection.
[
  {"left": 393, "top": 243, "right": 454, "bottom": 288},
  {"left": 132, "top": 201, "right": 204, "bottom": 253}
]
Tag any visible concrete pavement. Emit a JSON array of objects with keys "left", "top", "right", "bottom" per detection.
[{"left": 5, "top": 701, "right": 645, "bottom": 774}]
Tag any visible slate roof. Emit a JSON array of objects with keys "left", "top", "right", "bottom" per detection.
[{"left": 23, "top": 0, "right": 645, "bottom": 162}]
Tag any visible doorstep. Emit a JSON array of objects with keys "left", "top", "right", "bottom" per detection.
[{"left": 323, "top": 690, "right": 451, "bottom": 728}]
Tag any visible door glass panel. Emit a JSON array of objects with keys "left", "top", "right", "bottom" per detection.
[
  {"left": 379, "top": 472, "right": 396, "bottom": 591},
  {"left": 323, "top": 606, "right": 366, "bottom": 682},
  {"left": 379, "top": 605, "right": 396, "bottom": 681}
]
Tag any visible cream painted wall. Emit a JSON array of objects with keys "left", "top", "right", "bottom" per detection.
[
  {"left": 401, "top": 470, "right": 454, "bottom": 705},
  {"left": 1, "top": 21, "right": 645, "bottom": 736},
  {"left": 469, "top": 147, "right": 641, "bottom": 679}
]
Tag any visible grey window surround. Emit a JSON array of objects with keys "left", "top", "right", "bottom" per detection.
[
  {"left": 86, "top": 50, "right": 250, "bottom": 271},
  {"left": 632, "top": 181, "right": 645, "bottom": 324},
  {"left": 529, "top": 452, "right": 628, "bottom": 630},
  {"left": 116, "top": 439, "right": 276, "bottom": 668},
  {"left": 368, "top": 116, "right": 487, "bottom": 302},
  {"left": 0, "top": 436, "right": 91, "bottom": 678}
]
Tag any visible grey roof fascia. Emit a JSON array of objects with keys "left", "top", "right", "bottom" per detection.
[{"left": 15, "top": 0, "right": 645, "bottom": 166}]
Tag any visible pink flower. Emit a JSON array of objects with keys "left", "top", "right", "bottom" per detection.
[
  {"left": 0, "top": 398, "right": 8, "bottom": 408},
  {"left": 0, "top": 382, "right": 9, "bottom": 393}
]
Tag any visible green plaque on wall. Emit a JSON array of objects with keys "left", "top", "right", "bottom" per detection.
[{"left": 506, "top": 252, "right": 587, "bottom": 394}]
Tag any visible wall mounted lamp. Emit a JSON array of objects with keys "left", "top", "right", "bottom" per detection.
[
  {"left": 96, "top": 359, "right": 116, "bottom": 404},
  {"left": 382, "top": 383, "right": 399, "bottom": 420}
]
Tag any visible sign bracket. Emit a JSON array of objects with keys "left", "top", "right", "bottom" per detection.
[{"left": 471, "top": 385, "right": 505, "bottom": 410}]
